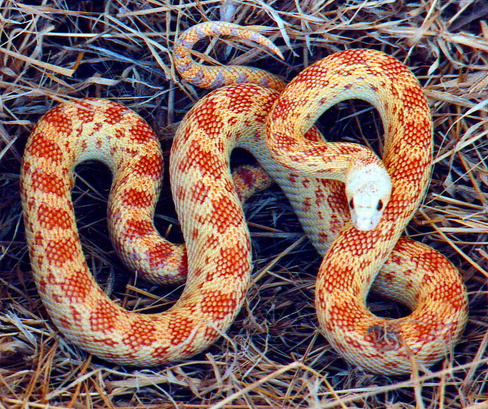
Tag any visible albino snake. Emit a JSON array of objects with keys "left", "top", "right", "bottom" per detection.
[{"left": 20, "top": 22, "right": 467, "bottom": 374}]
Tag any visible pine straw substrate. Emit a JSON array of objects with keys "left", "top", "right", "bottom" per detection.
[{"left": 0, "top": 0, "right": 487, "bottom": 408}]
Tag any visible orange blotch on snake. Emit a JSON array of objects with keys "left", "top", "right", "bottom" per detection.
[
  {"left": 27, "top": 133, "right": 64, "bottom": 163},
  {"left": 37, "top": 204, "right": 71, "bottom": 230},
  {"left": 44, "top": 237, "right": 78, "bottom": 267},
  {"left": 148, "top": 241, "right": 186, "bottom": 268},
  {"left": 127, "top": 121, "right": 155, "bottom": 145},
  {"left": 206, "top": 242, "right": 248, "bottom": 281},
  {"left": 225, "top": 84, "right": 272, "bottom": 116},
  {"left": 167, "top": 315, "right": 197, "bottom": 346},
  {"left": 180, "top": 140, "right": 223, "bottom": 177},
  {"left": 208, "top": 195, "right": 241, "bottom": 234},
  {"left": 132, "top": 153, "right": 163, "bottom": 179},
  {"left": 440, "top": 281, "right": 467, "bottom": 309},
  {"left": 401, "top": 84, "right": 427, "bottom": 108},
  {"left": 89, "top": 303, "right": 120, "bottom": 332},
  {"left": 234, "top": 166, "right": 257, "bottom": 188},
  {"left": 72, "top": 106, "right": 96, "bottom": 125},
  {"left": 120, "top": 188, "right": 153, "bottom": 208},
  {"left": 123, "top": 319, "right": 158, "bottom": 348},
  {"left": 30, "top": 170, "right": 66, "bottom": 196},
  {"left": 195, "top": 100, "right": 225, "bottom": 135},
  {"left": 375, "top": 53, "right": 407, "bottom": 74},
  {"left": 102, "top": 103, "right": 131, "bottom": 125},
  {"left": 42, "top": 108, "right": 74, "bottom": 134},
  {"left": 124, "top": 218, "right": 153, "bottom": 238},
  {"left": 58, "top": 269, "right": 93, "bottom": 303},
  {"left": 327, "top": 297, "right": 364, "bottom": 332},
  {"left": 200, "top": 290, "right": 239, "bottom": 320}
]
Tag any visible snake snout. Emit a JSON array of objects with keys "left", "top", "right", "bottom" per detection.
[
  {"left": 346, "top": 166, "right": 392, "bottom": 231},
  {"left": 350, "top": 201, "right": 382, "bottom": 231}
]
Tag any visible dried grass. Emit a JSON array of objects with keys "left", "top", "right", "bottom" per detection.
[{"left": 0, "top": 0, "right": 487, "bottom": 408}]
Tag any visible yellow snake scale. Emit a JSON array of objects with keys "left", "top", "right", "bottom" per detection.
[{"left": 20, "top": 22, "right": 468, "bottom": 375}]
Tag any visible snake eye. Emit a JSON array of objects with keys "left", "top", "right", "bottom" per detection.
[
  {"left": 349, "top": 199, "right": 354, "bottom": 210},
  {"left": 377, "top": 200, "right": 383, "bottom": 211}
]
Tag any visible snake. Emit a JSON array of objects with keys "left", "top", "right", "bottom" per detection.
[{"left": 20, "top": 22, "right": 468, "bottom": 374}]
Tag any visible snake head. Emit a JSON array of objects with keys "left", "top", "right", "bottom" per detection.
[{"left": 345, "top": 163, "right": 392, "bottom": 231}]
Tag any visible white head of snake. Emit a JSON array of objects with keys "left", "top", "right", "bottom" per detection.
[{"left": 345, "top": 163, "right": 392, "bottom": 231}]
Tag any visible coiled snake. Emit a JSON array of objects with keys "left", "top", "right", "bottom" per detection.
[{"left": 20, "top": 22, "right": 467, "bottom": 374}]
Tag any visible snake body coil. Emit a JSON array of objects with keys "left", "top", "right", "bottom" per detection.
[{"left": 20, "top": 22, "right": 467, "bottom": 374}]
